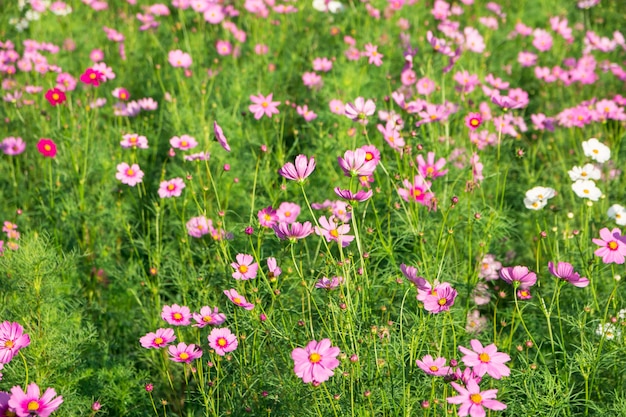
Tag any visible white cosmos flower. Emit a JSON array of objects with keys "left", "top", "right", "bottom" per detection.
[
  {"left": 571, "top": 179, "right": 602, "bottom": 201},
  {"left": 568, "top": 163, "right": 601, "bottom": 181},
  {"left": 523, "top": 186, "right": 556, "bottom": 210},
  {"left": 582, "top": 137, "right": 611, "bottom": 163},
  {"left": 608, "top": 204, "right": 626, "bottom": 226},
  {"left": 312, "top": 0, "right": 344, "bottom": 13},
  {"left": 596, "top": 323, "right": 620, "bottom": 340}
]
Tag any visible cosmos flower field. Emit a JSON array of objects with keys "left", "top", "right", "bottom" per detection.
[{"left": 0, "top": 0, "right": 625, "bottom": 415}]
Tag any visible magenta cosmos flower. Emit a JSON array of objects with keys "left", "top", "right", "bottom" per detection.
[
  {"left": 499, "top": 265, "right": 537, "bottom": 289},
  {"left": 161, "top": 304, "right": 191, "bottom": 326},
  {"left": 193, "top": 307, "right": 226, "bottom": 328},
  {"left": 278, "top": 154, "right": 316, "bottom": 182},
  {"left": 447, "top": 379, "right": 506, "bottom": 417},
  {"left": 465, "top": 112, "right": 482, "bottom": 130},
  {"left": 231, "top": 253, "right": 259, "bottom": 280},
  {"left": 80, "top": 68, "right": 104, "bottom": 86},
  {"left": 315, "top": 215, "right": 354, "bottom": 248},
  {"left": 8, "top": 383, "right": 63, "bottom": 417},
  {"left": 422, "top": 282, "right": 458, "bottom": 314},
  {"left": 416, "top": 355, "right": 451, "bottom": 376},
  {"left": 37, "top": 139, "right": 57, "bottom": 158},
  {"left": 548, "top": 261, "right": 589, "bottom": 288},
  {"left": 213, "top": 121, "right": 231, "bottom": 152},
  {"left": 139, "top": 328, "right": 176, "bottom": 349},
  {"left": 248, "top": 93, "right": 280, "bottom": 119},
  {"left": 44, "top": 87, "right": 66, "bottom": 106},
  {"left": 458, "top": 339, "right": 511, "bottom": 379},
  {"left": 592, "top": 228, "right": 626, "bottom": 264},
  {"left": 0, "top": 321, "right": 31, "bottom": 364},
  {"left": 224, "top": 289, "right": 254, "bottom": 310},
  {"left": 344, "top": 97, "right": 376, "bottom": 124},
  {"left": 115, "top": 162, "right": 144, "bottom": 186},
  {"left": 416, "top": 152, "right": 448, "bottom": 179},
  {"left": 273, "top": 221, "right": 313, "bottom": 241},
  {"left": 168, "top": 342, "right": 202, "bottom": 363},
  {"left": 291, "top": 338, "right": 340, "bottom": 384},
  {"left": 158, "top": 178, "right": 185, "bottom": 198},
  {"left": 208, "top": 327, "right": 238, "bottom": 356}
]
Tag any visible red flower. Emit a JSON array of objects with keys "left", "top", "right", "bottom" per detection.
[
  {"left": 37, "top": 139, "right": 57, "bottom": 158},
  {"left": 80, "top": 68, "right": 104, "bottom": 86},
  {"left": 44, "top": 88, "right": 66, "bottom": 106}
]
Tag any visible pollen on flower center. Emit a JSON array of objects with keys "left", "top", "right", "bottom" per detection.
[
  {"left": 126, "top": 169, "right": 135, "bottom": 176},
  {"left": 470, "top": 393, "right": 482, "bottom": 404},
  {"left": 262, "top": 101, "right": 268, "bottom": 108},
  {"left": 44, "top": 145, "right": 51, "bottom": 151},
  {"left": 238, "top": 265, "right": 249, "bottom": 274},
  {"left": 309, "top": 352, "right": 321, "bottom": 363},
  {"left": 27, "top": 401, "right": 40, "bottom": 411},
  {"left": 233, "top": 297, "right": 242, "bottom": 304},
  {"left": 203, "top": 316, "right": 212, "bottom": 322},
  {"left": 217, "top": 337, "right": 227, "bottom": 347},
  {"left": 89, "top": 73, "right": 96, "bottom": 79},
  {"left": 426, "top": 167, "right": 434, "bottom": 174},
  {"left": 179, "top": 352, "right": 189, "bottom": 360},
  {"left": 173, "top": 313, "right": 183, "bottom": 320},
  {"left": 592, "top": 149, "right": 598, "bottom": 154},
  {"left": 437, "top": 298, "right": 447, "bottom": 306},
  {"left": 365, "top": 153, "right": 373, "bottom": 161},
  {"left": 608, "top": 241, "right": 618, "bottom": 250},
  {"left": 4, "top": 340, "right": 14, "bottom": 348},
  {"left": 284, "top": 211, "right": 291, "bottom": 217},
  {"left": 167, "top": 184, "right": 175, "bottom": 191},
  {"left": 429, "top": 365, "right": 439, "bottom": 372},
  {"left": 471, "top": 119, "right": 479, "bottom": 126},
  {"left": 52, "top": 93, "right": 59, "bottom": 100},
  {"left": 413, "top": 189, "right": 422, "bottom": 198},
  {"left": 479, "top": 352, "right": 490, "bottom": 363},
  {"left": 181, "top": 141, "right": 188, "bottom": 147},
  {"left": 329, "top": 229, "right": 339, "bottom": 238},
  {"left": 154, "top": 337, "right": 164, "bottom": 345}
]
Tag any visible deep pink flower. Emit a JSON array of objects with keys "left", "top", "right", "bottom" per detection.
[
  {"left": 278, "top": 154, "right": 316, "bottom": 182},
  {"left": 417, "top": 152, "right": 448, "bottom": 179},
  {"left": 548, "top": 261, "right": 589, "bottom": 287},
  {"left": 458, "top": 339, "right": 511, "bottom": 379},
  {"left": 193, "top": 307, "right": 226, "bottom": 328},
  {"left": 37, "top": 139, "right": 57, "bottom": 158},
  {"left": 398, "top": 176, "right": 434, "bottom": 206},
  {"left": 315, "top": 215, "right": 354, "bottom": 247},
  {"left": 334, "top": 188, "right": 373, "bottom": 202},
  {"left": 168, "top": 342, "right": 202, "bottom": 363},
  {"left": 592, "top": 228, "right": 626, "bottom": 264},
  {"left": 258, "top": 206, "right": 279, "bottom": 227},
  {"left": 465, "top": 112, "right": 482, "bottom": 130},
  {"left": 499, "top": 266, "right": 537, "bottom": 289},
  {"left": 0, "top": 321, "right": 31, "bottom": 364},
  {"left": 224, "top": 289, "right": 254, "bottom": 310},
  {"left": 291, "top": 339, "right": 340, "bottom": 384},
  {"left": 447, "top": 379, "right": 506, "bottom": 417},
  {"left": 273, "top": 221, "right": 313, "bottom": 241},
  {"left": 249, "top": 93, "right": 280, "bottom": 119},
  {"left": 208, "top": 327, "right": 238, "bottom": 356},
  {"left": 161, "top": 304, "right": 191, "bottom": 326},
  {"left": 400, "top": 264, "right": 428, "bottom": 289},
  {"left": 115, "top": 162, "right": 144, "bottom": 186},
  {"left": 8, "top": 383, "right": 63, "bottom": 417},
  {"left": 344, "top": 97, "right": 376, "bottom": 124},
  {"left": 44, "top": 88, "right": 66, "bottom": 106},
  {"left": 213, "top": 121, "right": 231, "bottom": 152},
  {"left": 423, "top": 282, "right": 457, "bottom": 313},
  {"left": 231, "top": 253, "right": 259, "bottom": 280},
  {"left": 79, "top": 68, "right": 104, "bottom": 86},
  {"left": 416, "top": 355, "right": 450, "bottom": 376},
  {"left": 139, "top": 328, "right": 176, "bottom": 349},
  {"left": 158, "top": 178, "right": 185, "bottom": 198}
]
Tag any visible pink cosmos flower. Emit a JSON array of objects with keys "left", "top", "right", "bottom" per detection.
[
  {"left": 312, "top": 57, "right": 332, "bottom": 72},
  {"left": 258, "top": 206, "right": 279, "bottom": 228},
  {"left": 214, "top": 121, "right": 231, "bottom": 152},
  {"left": 397, "top": 176, "right": 434, "bottom": 207},
  {"left": 291, "top": 338, "right": 340, "bottom": 384},
  {"left": 8, "top": 383, "right": 63, "bottom": 417},
  {"left": 363, "top": 43, "right": 383, "bottom": 66},
  {"left": 273, "top": 221, "right": 313, "bottom": 241},
  {"left": 465, "top": 112, "right": 482, "bottom": 130},
  {"left": 37, "top": 139, "right": 57, "bottom": 158},
  {"left": 499, "top": 266, "right": 537, "bottom": 289},
  {"left": 224, "top": 289, "right": 254, "bottom": 310},
  {"left": 112, "top": 87, "right": 130, "bottom": 101},
  {"left": 315, "top": 276, "right": 344, "bottom": 290},
  {"left": 478, "top": 254, "right": 501, "bottom": 280},
  {"left": 278, "top": 154, "right": 316, "bottom": 182},
  {"left": 548, "top": 261, "right": 589, "bottom": 287},
  {"left": 276, "top": 202, "right": 301, "bottom": 224},
  {"left": 161, "top": 304, "right": 191, "bottom": 326},
  {"left": 458, "top": 339, "right": 510, "bottom": 379},
  {"left": 423, "top": 282, "right": 457, "bottom": 313},
  {"left": 231, "top": 253, "right": 259, "bottom": 280},
  {"left": 80, "top": 68, "right": 104, "bottom": 86},
  {"left": 216, "top": 40, "right": 232, "bottom": 56},
  {"left": 338, "top": 149, "right": 378, "bottom": 177},
  {"left": 447, "top": 379, "right": 506, "bottom": 416},
  {"left": 400, "top": 264, "right": 428, "bottom": 289},
  {"left": 249, "top": 93, "right": 280, "bottom": 119},
  {"left": 329, "top": 99, "right": 345, "bottom": 115},
  {"left": 416, "top": 355, "right": 450, "bottom": 376},
  {"left": 170, "top": 135, "right": 197, "bottom": 151},
  {"left": 168, "top": 342, "right": 202, "bottom": 363},
  {"left": 267, "top": 257, "right": 282, "bottom": 279},
  {"left": 416, "top": 77, "right": 436, "bottom": 95},
  {"left": 296, "top": 105, "right": 318, "bottom": 122},
  {"left": 193, "top": 307, "right": 226, "bottom": 328},
  {"left": 168, "top": 50, "right": 192, "bottom": 68},
  {"left": 302, "top": 72, "right": 323, "bottom": 89},
  {"left": 1, "top": 137, "right": 26, "bottom": 156},
  {"left": 186, "top": 216, "right": 211, "bottom": 238},
  {"left": 208, "top": 327, "right": 238, "bottom": 356},
  {"left": 345, "top": 97, "right": 376, "bottom": 124},
  {"left": 115, "top": 163, "right": 144, "bottom": 186},
  {"left": 315, "top": 215, "right": 354, "bottom": 247},
  {"left": 416, "top": 152, "right": 448, "bottom": 179},
  {"left": 334, "top": 188, "right": 373, "bottom": 202},
  {"left": 139, "top": 328, "right": 176, "bottom": 349},
  {"left": 0, "top": 321, "right": 31, "bottom": 364},
  {"left": 44, "top": 88, "right": 66, "bottom": 106},
  {"left": 592, "top": 228, "right": 626, "bottom": 264},
  {"left": 120, "top": 133, "right": 148, "bottom": 149},
  {"left": 377, "top": 122, "right": 405, "bottom": 151},
  {"left": 158, "top": 178, "right": 185, "bottom": 198}
]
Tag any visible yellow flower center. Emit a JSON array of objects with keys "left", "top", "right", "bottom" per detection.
[
  {"left": 262, "top": 101, "right": 268, "bottom": 108},
  {"left": 179, "top": 352, "right": 189, "bottom": 360},
  {"left": 309, "top": 352, "right": 321, "bottom": 363},
  {"left": 130, "top": 137, "right": 137, "bottom": 143},
  {"left": 173, "top": 312, "right": 183, "bottom": 320},
  {"left": 238, "top": 265, "right": 249, "bottom": 274},
  {"left": 90, "top": 73, "right": 96, "bottom": 79},
  {"left": 203, "top": 316, "right": 212, "bottom": 322},
  {"left": 4, "top": 340, "right": 14, "bottom": 348},
  {"left": 479, "top": 353, "right": 490, "bottom": 363},
  {"left": 592, "top": 149, "right": 598, "bottom": 154},
  {"left": 438, "top": 298, "right": 447, "bottom": 306},
  {"left": 470, "top": 118, "right": 479, "bottom": 126},
  {"left": 121, "top": 92, "right": 127, "bottom": 99},
  {"left": 27, "top": 401, "right": 40, "bottom": 411},
  {"left": 470, "top": 393, "right": 482, "bottom": 404},
  {"left": 608, "top": 241, "right": 618, "bottom": 250},
  {"left": 429, "top": 365, "right": 439, "bottom": 372},
  {"left": 217, "top": 338, "right": 227, "bottom": 347},
  {"left": 284, "top": 211, "right": 291, "bottom": 217},
  {"left": 126, "top": 169, "right": 135, "bottom": 176},
  {"left": 413, "top": 189, "right": 422, "bottom": 199},
  {"left": 181, "top": 141, "right": 188, "bottom": 147},
  {"left": 365, "top": 153, "right": 373, "bottom": 161},
  {"left": 52, "top": 93, "right": 59, "bottom": 100},
  {"left": 330, "top": 229, "right": 339, "bottom": 238},
  {"left": 167, "top": 184, "right": 175, "bottom": 191},
  {"left": 233, "top": 297, "right": 242, "bottom": 304},
  {"left": 154, "top": 337, "right": 164, "bottom": 345},
  {"left": 426, "top": 167, "right": 434, "bottom": 175},
  {"left": 44, "top": 145, "right": 51, "bottom": 151}
]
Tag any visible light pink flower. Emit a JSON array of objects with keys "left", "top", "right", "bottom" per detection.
[
  {"left": 249, "top": 93, "right": 280, "bottom": 119},
  {"left": 548, "top": 261, "right": 589, "bottom": 287},
  {"left": 291, "top": 339, "right": 340, "bottom": 384},
  {"left": 231, "top": 253, "right": 259, "bottom": 280},
  {"left": 139, "top": 328, "right": 176, "bottom": 349},
  {"left": 208, "top": 327, "right": 238, "bottom": 356},
  {"left": 592, "top": 228, "right": 626, "bottom": 264},
  {"left": 447, "top": 379, "right": 506, "bottom": 416},
  {"left": 186, "top": 216, "right": 211, "bottom": 238},
  {"left": 158, "top": 178, "right": 185, "bottom": 198},
  {"left": 161, "top": 304, "right": 191, "bottom": 326},
  {"left": 0, "top": 321, "right": 30, "bottom": 364},
  {"left": 193, "top": 307, "right": 226, "bottom": 328},
  {"left": 416, "top": 355, "right": 450, "bottom": 376},
  {"left": 120, "top": 133, "right": 148, "bottom": 149},
  {"left": 278, "top": 154, "right": 316, "bottom": 182},
  {"left": 224, "top": 289, "right": 254, "bottom": 310},
  {"left": 315, "top": 215, "right": 354, "bottom": 247},
  {"left": 115, "top": 163, "right": 144, "bottom": 186},
  {"left": 168, "top": 342, "right": 202, "bottom": 363},
  {"left": 168, "top": 50, "right": 192, "bottom": 68},
  {"left": 170, "top": 135, "right": 197, "bottom": 151},
  {"left": 416, "top": 151, "right": 448, "bottom": 179},
  {"left": 8, "top": 383, "right": 63, "bottom": 417},
  {"left": 214, "top": 121, "right": 231, "bottom": 152},
  {"left": 345, "top": 97, "right": 376, "bottom": 124},
  {"left": 458, "top": 339, "right": 511, "bottom": 379}
]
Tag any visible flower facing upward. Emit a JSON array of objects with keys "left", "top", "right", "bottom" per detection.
[
  {"left": 170, "top": 135, "right": 197, "bottom": 151},
  {"left": 416, "top": 355, "right": 450, "bottom": 376},
  {"left": 1, "top": 137, "right": 26, "bottom": 156},
  {"left": 120, "top": 133, "right": 148, "bottom": 149},
  {"left": 115, "top": 163, "right": 144, "bottom": 186},
  {"left": 208, "top": 327, "right": 238, "bottom": 356},
  {"left": 168, "top": 342, "right": 202, "bottom": 363},
  {"left": 186, "top": 216, "right": 211, "bottom": 238},
  {"left": 465, "top": 112, "right": 482, "bottom": 130},
  {"left": 249, "top": 93, "right": 280, "bottom": 119},
  {"left": 158, "top": 178, "right": 185, "bottom": 198},
  {"left": 161, "top": 304, "right": 191, "bottom": 326},
  {"left": 213, "top": 121, "right": 231, "bottom": 152},
  {"left": 193, "top": 307, "right": 226, "bottom": 328},
  {"left": 582, "top": 137, "right": 611, "bottom": 163},
  {"left": 416, "top": 151, "right": 448, "bottom": 179},
  {"left": 80, "top": 68, "right": 105, "bottom": 86},
  {"left": 0, "top": 321, "right": 31, "bottom": 364},
  {"left": 422, "top": 282, "right": 458, "bottom": 313},
  {"left": 278, "top": 154, "right": 316, "bottom": 182},
  {"left": 168, "top": 50, "right": 192, "bottom": 68},
  {"left": 397, "top": 176, "right": 434, "bottom": 207},
  {"left": 548, "top": 261, "right": 589, "bottom": 287},
  {"left": 224, "top": 289, "right": 254, "bottom": 310},
  {"left": 458, "top": 339, "right": 511, "bottom": 379},
  {"left": 447, "top": 379, "right": 506, "bottom": 417},
  {"left": 592, "top": 228, "right": 626, "bottom": 264},
  {"left": 44, "top": 88, "right": 66, "bottom": 106},
  {"left": 315, "top": 215, "right": 354, "bottom": 247},
  {"left": 139, "top": 328, "right": 176, "bottom": 349},
  {"left": 499, "top": 266, "right": 537, "bottom": 289},
  {"left": 258, "top": 206, "right": 279, "bottom": 228},
  {"left": 230, "top": 253, "right": 259, "bottom": 280},
  {"left": 37, "top": 139, "right": 57, "bottom": 158},
  {"left": 344, "top": 97, "right": 376, "bottom": 124},
  {"left": 8, "top": 383, "right": 63, "bottom": 417},
  {"left": 291, "top": 338, "right": 340, "bottom": 384}
]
